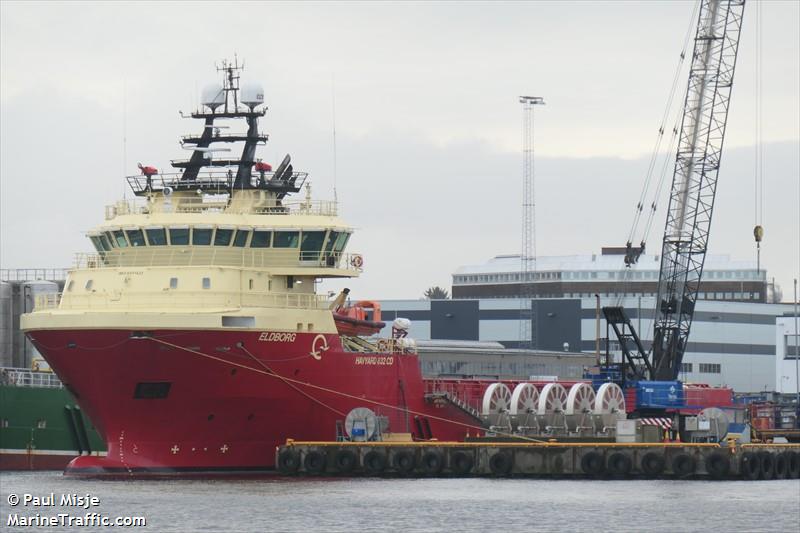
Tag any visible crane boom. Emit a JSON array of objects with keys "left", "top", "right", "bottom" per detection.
[
  {"left": 652, "top": 0, "right": 745, "bottom": 380},
  {"left": 603, "top": 0, "right": 746, "bottom": 382}
]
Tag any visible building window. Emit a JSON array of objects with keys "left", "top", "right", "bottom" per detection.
[
  {"left": 699, "top": 363, "right": 721, "bottom": 374},
  {"left": 786, "top": 334, "right": 800, "bottom": 360},
  {"left": 680, "top": 363, "right": 693, "bottom": 373}
]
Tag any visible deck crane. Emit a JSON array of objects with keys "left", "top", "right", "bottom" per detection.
[{"left": 603, "top": 0, "right": 746, "bottom": 384}]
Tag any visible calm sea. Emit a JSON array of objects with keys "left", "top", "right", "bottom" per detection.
[{"left": 1, "top": 471, "right": 798, "bottom": 532}]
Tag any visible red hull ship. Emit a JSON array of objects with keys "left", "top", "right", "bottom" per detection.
[{"left": 21, "top": 61, "right": 491, "bottom": 476}]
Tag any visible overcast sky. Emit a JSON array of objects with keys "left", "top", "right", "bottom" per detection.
[{"left": 1, "top": 1, "right": 798, "bottom": 301}]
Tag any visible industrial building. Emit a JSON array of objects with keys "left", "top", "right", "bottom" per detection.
[
  {"left": 452, "top": 248, "right": 780, "bottom": 303},
  {"left": 378, "top": 297, "right": 795, "bottom": 394}
]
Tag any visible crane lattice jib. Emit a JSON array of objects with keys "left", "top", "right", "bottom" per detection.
[{"left": 652, "top": 0, "right": 745, "bottom": 381}]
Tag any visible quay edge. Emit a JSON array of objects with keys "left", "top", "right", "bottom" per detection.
[{"left": 276, "top": 440, "right": 800, "bottom": 480}]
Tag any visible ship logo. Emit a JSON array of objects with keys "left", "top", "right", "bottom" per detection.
[{"left": 310, "top": 334, "right": 329, "bottom": 360}]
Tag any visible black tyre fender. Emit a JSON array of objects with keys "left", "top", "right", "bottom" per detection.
[
  {"left": 671, "top": 453, "right": 696, "bottom": 477},
  {"left": 757, "top": 451, "right": 775, "bottom": 480},
  {"left": 393, "top": 450, "right": 416, "bottom": 473},
  {"left": 740, "top": 452, "right": 760, "bottom": 480},
  {"left": 640, "top": 452, "right": 665, "bottom": 477},
  {"left": 489, "top": 451, "right": 513, "bottom": 476},
  {"left": 334, "top": 449, "right": 357, "bottom": 473},
  {"left": 363, "top": 450, "right": 387, "bottom": 475},
  {"left": 580, "top": 451, "right": 604, "bottom": 476},
  {"left": 788, "top": 452, "right": 800, "bottom": 479},
  {"left": 303, "top": 450, "right": 327, "bottom": 474},
  {"left": 774, "top": 453, "right": 789, "bottom": 479},
  {"left": 421, "top": 450, "right": 445, "bottom": 474},
  {"left": 450, "top": 450, "right": 474, "bottom": 475},
  {"left": 607, "top": 452, "right": 633, "bottom": 476},
  {"left": 704, "top": 452, "right": 730, "bottom": 479},
  {"left": 277, "top": 449, "right": 300, "bottom": 474}
]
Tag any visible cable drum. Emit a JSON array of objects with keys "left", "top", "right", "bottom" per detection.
[
  {"left": 481, "top": 383, "right": 512, "bottom": 430},
  {"left": 509, "top": 383, "right": 539, "bottom": 433},
  {"left": 564, "top": 383, "right": 596, "bottom": 434},
  {"left": 593, "top": 383, "right": 627, "bottom": 433},
  {"left": 537, "top": 383, "right": 568, "bottom": 434}
]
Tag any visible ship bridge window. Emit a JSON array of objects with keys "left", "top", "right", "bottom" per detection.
[
  {"left": 192, "top": 227, "right": 213, "bottom": 245},
  {"left": 89, "top": 235, "right": 109, "bottom": 253},
  {"left": 274, "top": 231, "right": 299, "bottom": 248},
  {"left": 233, "top": 229, "right": 251, "bottom": 247},
  {"left": 214, "top": 228, "right": 233, "bottom": 246},
  {"left": 104, "top": 231, "right": 117, "bottom": 248},
  {"left": 250, "top": 230, "right": 272, "bottom": 248},
  {"left": 324, "top": 231, "right": 339, "bottom": 252},
  {"left": 112, "top": 230, "right": 129, "bottom": 248},
  {"left": 333, "top": 232, "right": 350, "bottom": 253},
  {"left": 300, "top": 231, "right": 326, "bottom": 259},
  {"left": 125, "top": 229, "right": 146, "bottom": 247},
  {"left": 169, "top": 227, "right": 190, "bottom": 246},
  {"left": 145, "top": 227, "right": 167, "bottom": 246}
]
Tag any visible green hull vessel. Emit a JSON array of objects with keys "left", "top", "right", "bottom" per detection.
[{"left": 0, "top": 369, "right": 105, "bottom": 470}]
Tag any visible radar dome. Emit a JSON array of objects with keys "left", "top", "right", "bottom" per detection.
[
  {"left": 240, "top": 82, "right": 265, "bottom": 109},
  {"left": 201, "top": 83, "right": 225, "bottom": 111}
]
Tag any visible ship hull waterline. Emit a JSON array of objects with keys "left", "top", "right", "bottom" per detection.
[{"left": 26, "top": 329, "right": 477, "bottom": 476}]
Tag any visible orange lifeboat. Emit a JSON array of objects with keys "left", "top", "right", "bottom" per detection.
[{"left": 332, "top": 295, "right": 386, "bottom": 336}]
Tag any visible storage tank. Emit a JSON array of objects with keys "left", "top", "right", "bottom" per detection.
[
  {"left": 16, "top": 281, "right": 58, "bottom": 368},
  {"left": 0, "top": 281, "right": 12, "bottom": 367}
]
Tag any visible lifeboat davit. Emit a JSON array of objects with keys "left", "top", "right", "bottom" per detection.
[{"left": 331, "top": 293, "right": 385, "bottom": 336}]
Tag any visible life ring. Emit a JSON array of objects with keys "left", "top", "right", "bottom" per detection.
[
  {"left": 303, "top": 450, "right": 327, "bottom": 474},
  {"left": 607, "top": 452, "right": 633, "bottom": 477},
  {"left": 350, "top": 255, "right": 364, "bottom": 269},
  {"left": 671, "top": 453, "right": 696, "bottom": 478},
  {"left": 580, "top": 451, "right": 604, "bottom": 476},
  {"left": 640, "top": 453, "right": 665, "bottom": 477},
  {"left": 788, "top": 452, "right": 800, "bottom": 479},
  {"left": 393, "top": 450, "right": 416, "bottom": 474},
  {"left": 450, "top": 450, "right": 474, "bottom": 475},
  {"left": 489, "top": 451, "right": 513, "bottom": 476},
  {"left": 704, "top": 452, "right": 730, "bottom": 479},
  {"left": 334, "top": 449, "right": 357, "bottom": 473},
  {"left": 363, "top": 450, "right": 387, "bottom": 475},
  {"left": 773, "top": 453, "right": 789, "bottom": 479},
  {"left": 757, "top": 451, "right": 774, "bottom": 480},
  {"left": 421, "top": 450, "right": 444, "bottom": 475},
  {"left": 739, "top": 452, "right": 760, "bottom": 480},
  {"left": 277, "top": 449, "right": 300, "bottom": 474}
]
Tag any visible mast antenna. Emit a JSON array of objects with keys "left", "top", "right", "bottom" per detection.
[
  {"left": 332, "top": 74, "right": 338, "bottom": 205},
  {"left": 518, "top": 96, "right": 545, "bottom": 350}
]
